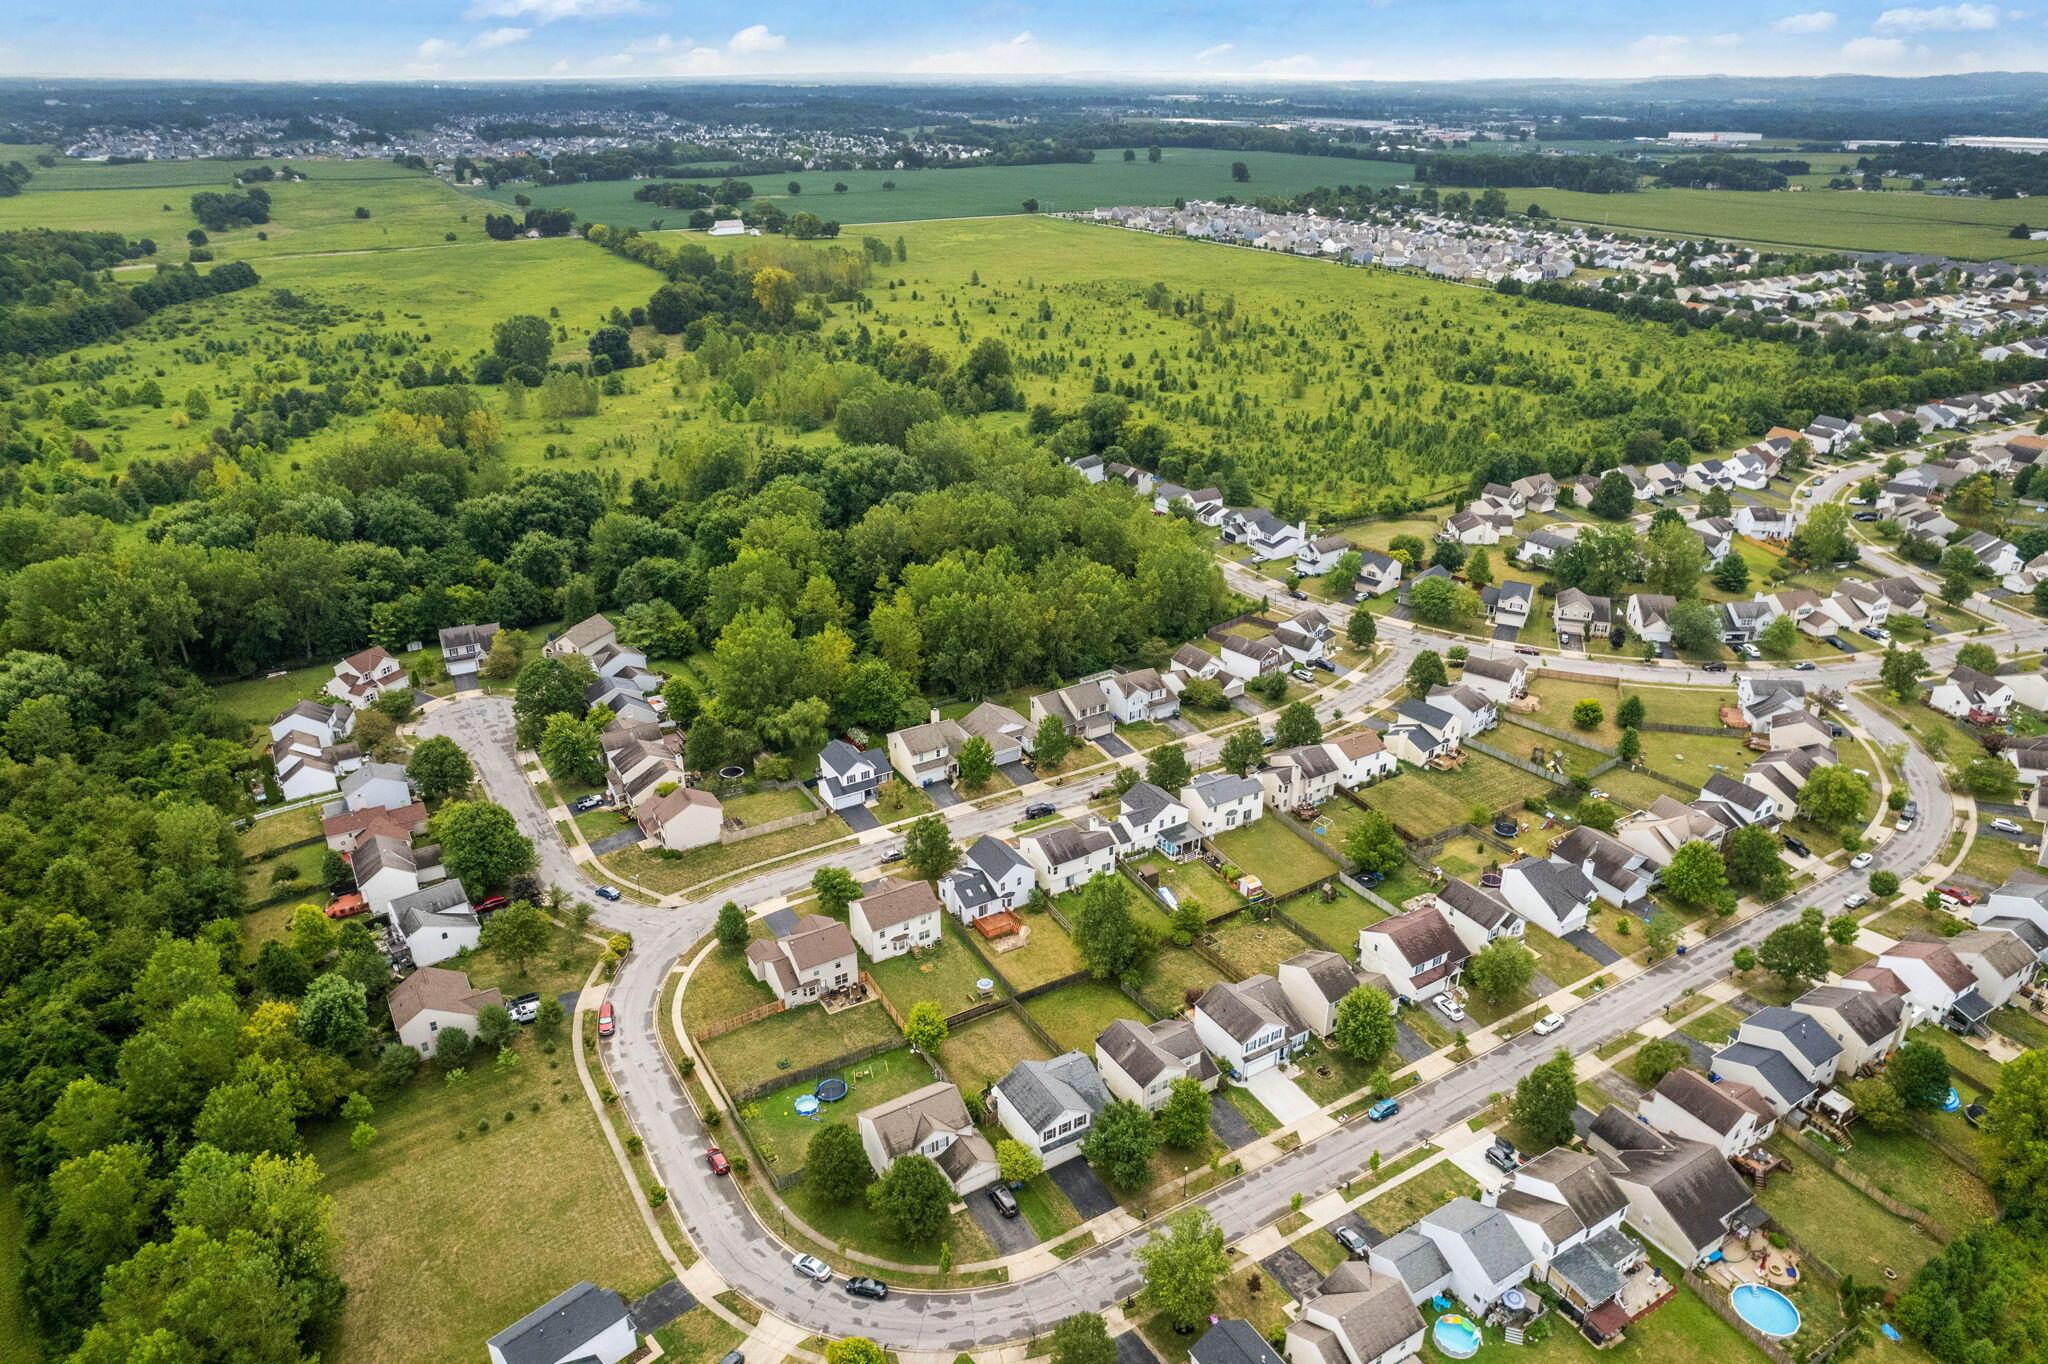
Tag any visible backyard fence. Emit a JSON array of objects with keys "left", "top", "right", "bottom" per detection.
[
  {"left": 1640, "top": 721, "right": 1736, "bottom": 737},
  {"left": 1464, "top": 736, "right": 1571, "bottom": 787},
  {"left": 694, "top": 996, "right": 787, "bottom": 1044},
  {"left": 727, "top": 1035, "right": 909, "bottom": 1106},
  {"left": 1505, "top": 714, "right": 1620, "bottom": 756},
  {"left": 718, "top": 805, "right": 827, "bottom": 846},
  {"left": 1682, "top": 1268, "right": 1796, "bottom": 1364},
  {"left": 244, "top": 832, "right": 325, "bottom": 863},
  {"left": 1789, "top": 1133, "right": 1947, "bottom": 1239}
]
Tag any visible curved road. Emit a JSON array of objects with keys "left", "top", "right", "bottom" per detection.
[{"left": 418, "top": 457, "right": 2041, "bottom": 1351}]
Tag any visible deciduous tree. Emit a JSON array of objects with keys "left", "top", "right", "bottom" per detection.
[
  {"left": 808, "top": 1121, "right": 875, "bottom": 1201},
  {"left": 1513, "top": 1049, "right": 1578, "bottom": 1149},
  {"left": 1137, "top": 1209, "right": 1229, "bottom": 1331},
  {"left": 406, "top": 736, "right": 474, "bottom": 806},
  {"left": 1158, "top": 1078, "right": 1211, "bottom": 1150},
  {"left": 1082, "top": 1099, "right": 1156, "bottom": 1190},
  {"left": 1333, "top": 985, "right": 1397, "bottom": 1065}
]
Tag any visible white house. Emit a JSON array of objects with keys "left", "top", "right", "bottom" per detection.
[
  {"left": 1284, "top": 1263, "right": 1425, "bottom": 1364},
  {"left": 1329, "top": 730, "right": 1397, "bottom": 787},
  {"left": 1227, "top": 508, "right": 1310, "bottom": 563},
  {"left": 351, "top": 833, "right": 436, "bottom": 918},
  {"left": 545, "top": 613, "right": 618, "bottom": 660},
  {"left": 1356, "top": 549, "right": 1404, "bottom": 598},
  {"left": 1218, "top": 634, "right": 1290, "bottom": 681},
  {"left": 1498, "top": 857, "right": 1595, "bottom": 935},
  {"left": 857, "top": 1082, "right": 999, "bottom": 1194},
  {"left": 959, "top": 701, "right": 1032, "bottom": 766},
  {"left": 1869, "top": 940, "right": 1982, "bottom": 1029},
  {"left": 1791, "top": 985, "right": 1908, "bottom": 1076},
  {"left": 1193, "top": 975, "right": 1311, "bottom": 1076},
  {"left": 849, "top": 879, "right": 943, "bottom": 962},
  {"left": 1425, "top": 684, "right": 1498, "bottom": 737},
  {"left": 1735, "top": 505, "right": 1796, "bottom": 541},
  {"left": 1181, "top": 772, "right": 1264, "bottom": 836},
  {"left": 1095, "top": 1017, "right": 1218, "bottom": 1110},
  {"left": 1957, "top": 530, "right": 2021, "bottom": 579},
  {"left": 1947, "top": 928, "right": 2038, "bottom": 1009},
  {"left": 1457, "top": 654, "right": 1531, "bottom": 705},
  {"left": 636, "top": 786, "right": 723, "bottom": 851},
  {"left": 1384, "top": 700, "right": 1462, "bottom": 767},
  {"left": 1020, "top": 825, "right": 1118, "bottom": 894},
  {"left": 1030, "top": 681, "right": 1115, "bottom": 744},
  {"left": 1637, "top": 1068, "right": 1775, "bottom": 1160},
  {"left": 1586, "top": 1114, "right": 1763, "bottom": 1267},
  {"left": 1296, "top": 534, "right": 1356, "bottom": 579},
  {"left": 1711, "top": 1007, "right": 1843, "bottom": 1115},
  {"left": 1277, "top": 949, "right": 1372, "bottom": 1037},
  {"left": 327, "top": 645, "right": 410, "bottom": 706},
  {"left": 887, "top": 717, "right": 967, "bottom": 788},
  {"left": 1413, "top": 1199, "right": 1537, "bottom": 1311},
  {"left": 988, "top": 1052, "right": 1110, "bottom": 1167},
  {"left": 269, "top": 700, "right": 353, "bottom": 754},
  {"left": 392, "top": 882, "right": 479, "bottom": 969},
  {"left": 817, "top": 739, "right": 887, "bottom": 812},
  {"left": 487, "top": 1282, "right": 636, "bottom": 1364},
  {"left": 1358, "top": 907, "right": 1469, "bottom": 1003},
  {"left": 1102, "top": 669, "right": 1180, "bottom": 724},
  {"left": 1549, "top": 825, "right": 1654, "bottom": 908},
  {"left": 1261, "top": 743, "right": 1344, "bottom": 810},
  {"left": 438, "top": 623, "right": 499, "bottom": 677},
  {"left": 1112, "top": 782, "right": 1199, "bottom": 858},
  {"left": 1434, "top": 877, "right": 1523, "bottom": 956},
  {"left": 1624, "top": 594, "right": 1675, "bottom": 645},
  {"left": 1929, "top": 665, "right": 2015, "bottom": 721},
  {"left": 939, "top": 835, "right": 1036, "bottom": 922},
  {"left": 388, "top": 966, "right": 501, "bottom": 1055}
]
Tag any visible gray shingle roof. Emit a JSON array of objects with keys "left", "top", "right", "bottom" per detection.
[
  {"left": 1714, "top": 1042, "right": 1814, "bottom": 1108},
  {"left": 1420, "top": 1198, "right": 1535, "bottom": 1283},
  {"left": 487, "top": 1282, "right": 629, "bottom": 1364},
  {"left": 996, "top": 1051, "right": 1110, "bottom": 1130},
  {"left": 1744, "top": 1007, "right": 1844, "bottom": 1068}
]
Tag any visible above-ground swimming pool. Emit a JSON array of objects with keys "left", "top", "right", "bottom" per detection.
[
  {"left": 1432, "top": 1314, "right": 1482, "bottom": 1359},
  {"left": 1731, "top": 1284, "right": 1801, "bottom": 1338}
]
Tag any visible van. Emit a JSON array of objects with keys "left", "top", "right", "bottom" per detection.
[{"left": 1938, "top": 893, "right": 1964, "bottom": 912}]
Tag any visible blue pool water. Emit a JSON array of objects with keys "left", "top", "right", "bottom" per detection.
[
  {"left": 1432, "top": 1314, "right": 1482, "bottom": 1359},
  {"left": 1731, "top": 1284, "right": 1801, "bottom": 1338}
]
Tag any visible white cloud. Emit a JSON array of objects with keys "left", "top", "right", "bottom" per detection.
[
  {"left": 1630, "top": 33, "right": 1689, "bottom": 53},
  {"left": 1772, "top": 10, "right": 1838, "bottom": 32},
  {"left": 1004, "top": 30, "right": 1035, "bottom": 45},
  {"left": 726, "top": 23, "right": 786, "bottom": 54},
  {"left": 1251, "top": 52, "right": 1319, "bottom": 74},
  {"left": 472, "top": 26, "right": 530, "bottom": 49},
  {"left": 1874, "top": 4, "right": 2000, "bottom": 30},
  {"left": 626, "top": 32, "right": 678, "bottom": 54},
  {"left": 1705, "top": 31, "right": 1745, "bottom": 47},
  {"left": 1194, "top": 42, "right": 1234, "bottom": 61},
  {"left": 1843, "top": 34, "right": 1911, "bottom": 58},
  {"left": 464, "top": 0, "right": 652, "bottom": 21},
  {"left": 414, "top": 37, "right": 458, "bottom": 61}
]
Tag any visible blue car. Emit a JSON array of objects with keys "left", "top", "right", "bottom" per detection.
[
  {"left": 1367, "top": 1098, "right": 1400, "bottom": 1122},
  {"left": 595, "top": 885, "right": 622, "bottom": 901}
]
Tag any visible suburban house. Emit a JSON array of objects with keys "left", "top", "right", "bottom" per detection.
[
  {"left": 1549, "top": 826, "right": 1654, "bottom": 909},
  {"left": 351, "top": 833, "right": 441, "bottom": 917},
  {"left": 327, "top": 645, "right": 410, "bottom": 705},
  {"left": 1425, "top": 684, "right": 1498, "bottom": 737},
  {"left": 1498, "top": 857, "right": 1596, "bottom": 935},
  {"left": 1102, "top": 669, "right": 1180, "bottom": 724},
  {"left": 1278, "top": 949, "right": 1376, "bottom": 1037},
  {"left": 1358, "top": 907, "right": 1470, "bottom": 1003},
  {"left": 856, "top": 1082, "right": 999, "bottom": 1194},
  {"left": 886, "top": 717, "right": 968, "bottom": 788},
  {"left": 1719, "top": 599, "right": 1775, "bottom": 646},
  {"left": 1275, "top": 611, "right": 1333, "bottom": 664},
  {"left": 1433, "top": 877, "right": 1523, "bottom": 955},
  {"left": 1030, "top": 680, "right": 1116, "bottom": 744},
  {"left": 1803, "top": 414, "right": 1859, "bottom": 453},
  {"left": 545, "top": 613, "right": 618, "bottom": 660},
  {"left": 960, "top": 701, "right": 1032, "bottom": 767},
  {"left": 1791, "top": 985, "right": 1907, "bottom": 1076},
  {"left": 1284, "top": 1262, "right": 1426, "bottom": 1364},
  {"left": 270, "top": 699, "right": 353, "bottom": 754},
  {"left": 1512, "top": 473, "right": 1560, "bottom": 512},
  {"left": 1020, "top": 825, "right": 1118, "bottom": 893},
  {"left": 1868, "top": 940, "right": 1987, "bottom": 1031},
  {"left": 1553, "top": 589, "right": 1614, "bottom": 650},
  {"left": 1440, "top": 510, "right": 1504, "bottom": 546},
  {"left": 1109, "top": 781, "right": 1199, "bottom": 859},
  {"left": 1734, "top": 674, "right": 1811, "bottom": 731},
  {"left": 1182, "top": 772, "right": 1265, "bottom": 836},
  {"left": 1194, "top": 1321, "right": 1287, "bottom": 1364},
  {"left": 601, "top": 723, "right": 682, "bottom": 811},
  {"left": 1586, "top": 1111, "right": 1764, "bottom": 1267},
  {"left": 1329, "top": 730, "right": 1398, "bottom": 787},
  {"left": 438, "top": 622, "right": 499, "bottom": 677},
  {"left": 1980, "top": 873, "right": 2048, "bottom": 942},
  {"left": 1710, "top": 1007, "right": 1842, "bottom": 1115},
  {"left": 848, "top": 879, "right": 943, "bottom": 962},
  {"left": 1411, "top": 1199, "right": 1537, "bottom": 1311},
  {"left": 269, "top": 702, "right": 361, "bottom": 800},
  {"left": 1734, "top": 505, "right": 1796, "bottom": 541},
  {"left": 1297, "top": 534, "right": 1356, "bottom": 578},
  {"left": 1871, "top": 575, "right": 1928, "bottom": 617},
  {"left": 1482, "top": 582, "right": 1536, "bottom": 634},
  {"left": 988, "top": 1051, "right": 1111, "bottom": 1167},
  {"left": 1227, "top": 508, "right": 1310, "bottom": 563},
  {"left": 487, "top": 1282, "right": 636, "bottom": 1364},
  {"left": 817, "top": 739, "right": 888, "bottom": 812},
  {"left": 1219, "top": 633, "right": 1291, "bottom": 681},
  {"left": 392, "top": 882, "right": 479, "bottom": 968},
  {"left": 1492, "top": 1151, "right": 1647, "bottom": 1333},
  {"left": 1929, "top": 666, "right": 2015, "bottom": 721},
  {"left": 1262, "top": 743, "right": 1344, "bottom": 810},
  {"left": 1637, "top": 1068, "right": 1775, "bottom": 1160},
  {"left": 1624, "top": 594, "right": 1675, "bottom": 646},
  {"left": 1516, "top": 529, "right": 1575, "bottom": 568},
  {"left": 1095, "top": 1016, "right": 1219, "bottom": 1110},
  {"left": 1616, "top": 796, "right": 1727, "bottom": 867},
  {"left": 1957, "top": 530, "right": 2021, "bottom": 579},
  {"left": 1170, "top": 644, "right": 1245, "bottom": 698},
  {"left": 1946, "top": 927, "right": 2038, "bottom": 1008},
  {"left": 1458, "top": 654, "right": 1531, "bottom": 705},
  {"left": 321, "top": 801, "right": 427, "bottom": 854},
  {"left": 744, "top": 916, "right": 859, "bottom": 1006},
  {"left": 1689, "top": 516, "right": 1735, "bottom": 565},
  {"left": 1356, "top": 550, "right": 1404, "bottom": 598},
  {"left": 388, "top": 966, "right": 501, "bottom": 1054},
  {"left": 1384, "top": 700, "right": 1462, "bottom": 767},
  {"left": 939, "top": 835, "right": 1036, "bottom": 923},
  {"left": 636, "top": 786, "right": 723, "bottom": 852},
  {"left": 1193, "top": 975, "right": 1312, "bottom": 1076},
  {"left": 1695, "top": 772, "right": 1777, "bottom": 831}
]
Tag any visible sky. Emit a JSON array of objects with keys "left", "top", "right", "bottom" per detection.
[{"left": 10, "top": 1, "right": 2048, "bottom": 82}]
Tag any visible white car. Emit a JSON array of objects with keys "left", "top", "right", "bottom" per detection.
[
  {"left": 792, "top": 1254, "right": 833, "bottom": 1283},
  {"left": 1850, "top": 852, "right": 1874, "bottom": 869},
  {"left": 1433, "top": 994, "right": 1467, "bottom": 1023},
  {"left": 1738, "top": 643, "right": 1761, "bottom": 659},
  {"left": 1531, "top": 1013, "right": 1565, "bottom": 1036},
  {"left": 1991, "top": 818, "right": 2025, "bottom": 835},
  {"left": 1844, "top": 892, "right": 1870, "bottom": 910}
]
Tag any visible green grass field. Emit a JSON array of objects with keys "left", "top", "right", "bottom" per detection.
[
  {"left": 935, "top": 1008, "right": 1052, "bottom": 1096},
  {"left": 1365, "top": 750, "right": 1556, "bottom": 841},
  {"left": 1023, "top": 979, "right": 1148, "bottom": 1053},
  {"left": 1211, "top": 819, "right": 1341, "bottom": 900},
  {"left": 982, "top": 913, "right": 1089, "bottom": 992},
  {"left": 1206, "top": 911, "right": 1317, "bottom": 977},
  {"left": 702, "top": 997, "right": 904, "bottom": 1099},
  {"left": 460, "top": 149, "right": 1414, "bottom": 231},
  {"left": 310, "top": 1044, "right": 667, "bottom": 1364},
  {"left": 865, "top": 917, "right": 1010, "bottom": 1022},
  {"left": 1284, "top": 884, "right": 1390, "bottom": 953},
  {"left": 738, "top": 1047, "right": 940, "bottom": 1177}
]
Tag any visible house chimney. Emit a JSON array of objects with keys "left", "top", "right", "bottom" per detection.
[{"left": 930, "top": 707, "right": 941, "bottom": 725}]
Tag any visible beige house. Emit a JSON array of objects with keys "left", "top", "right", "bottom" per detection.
[
  {"left": 856, "top": 1081, "right": 999, "bottom": 1194},
  {"left": 1636, "top": 1068, "right": 1775, "bottom": 1160},
  {"left": 1094, "top": 1017, "right": 1218, "bottom": 1110},
  {"left": 388, "top": 966, "right": 502, "bottom": 1054},
  {"left": 849, "top": 880, "right": 943, "bottom": 962},
  {"left": 1278, "top": 949, "right": 1376, "bottom": 1036},
  {"left": 745, "top": 917, "right": 859, "bottom": 1006},
  {"left": 887, "top": 717, "right": 967, "bottom": 788},
  {"left": 636, "top": 786, "right": 723, "bottom": 851},
  {"left": 546, "top": 612, "right": 618, "bottom": 659}
]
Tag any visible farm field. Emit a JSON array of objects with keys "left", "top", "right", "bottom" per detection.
[
  {"left": 1521, "top": 182, "right": 2048, "bottom": 262},
  {"left": 460, "top": 149, "right": 1415, "bottom": 230},
  {"left": 309, "top": 1043, "right": 667, "bottom": 1364}
]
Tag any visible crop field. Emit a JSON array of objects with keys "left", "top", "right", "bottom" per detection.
[
  {"left": 1521, "top": 183, "right": 2048, "bottom": 262},
  {"left": 459, "top": 149, "right": 1414, "bottom": 230}
]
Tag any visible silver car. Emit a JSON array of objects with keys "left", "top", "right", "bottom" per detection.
[{"left": 792, "top": 1253, "right": 832, "bottom": 1283}]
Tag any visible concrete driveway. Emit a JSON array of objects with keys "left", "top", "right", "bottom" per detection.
[
  {"left": 1564, "top": 929, "right": 1621, "bottom": 966},
  {"left": 998, "top": 760, "right": 1035, "bottom": 785},
  {"left": 1491, "top": 624, "right": 1521, "bottom": 642},
  {"left": 1244, "top": 1069, "right": 1318, "bottom": 1127},
  {"left": 589, "top": 828, "right": 644, "bottom": 855}
]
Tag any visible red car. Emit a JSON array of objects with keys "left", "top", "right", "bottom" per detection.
[
  {"left": 475, "top": 895, "right": 509, "bottom": 912},
  {"left": 1938, "top": 885, "right": 1978, "bottom": 906},
  {"left": 598, "top": 1001, "right": 616, "bottom": 1038},
  {"left": 706, "top": 1147, "right": 731, "bottom": 1176}
]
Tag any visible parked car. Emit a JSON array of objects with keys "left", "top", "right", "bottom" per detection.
[
  {"left": 1991, "top": 818, "right": 2025, "bottom": 835},
  {"left": 1850, "top": 852, "right": 1874, "bottom": 869},
  {"left": 1313, "top": 657, "right": 1338, "bottom": 672},
  {"left": 475, "top": 894, "right": 509, "bottom": 913},
  {"left": 1844, "top": 892, "right": 1870, "bottom": 910},
  {"left": 508, "top": 993, "right": 540, "bottom": 1024},
  {"left": 1515, "top": 645, "right": 1540, "bottom": 656},
  {"left": 881, "top": 847, "right": 905, "bottom": 864},
  {"left": 1288, "top": 588, "right": 1309, "bottom": 601},
  {"left": 1702, "top": 661, "right": 1728, "bottom": 673},
  {"left": 1853, "top": 512, "right": 1880, "bottom": 522},
  {"left": 572, "top": 794, "right": 605, "bottom": 812},
  {"left": 1794, "top": 661, "right": 1817, "bottom": 671},
  {"left": 1292, "top": 668, "right": 1317, "bottom": 684},
  {"left": 1023, "top": 802, "right": 1056, "bottom": 820},
  {"left": 1858, "top": 627, "right": 1885, "bottom": 641},
  {"left": 1827, "top": 635, "right": 1854, "bottom": 651},
  {"left": 598, "top": 1001, "right": 616, "bottom": 1038},
  {"left": 1532, "top": 1013, "right": 1565, "bottom": 1036},
  {"left": 595, "top": 885, "right": 622, "bottom": 901},
  {"left": 718, "top": 1352, "right": 745, "bottom": 1364},
  {"left": 1366, "top": 1098, "right": 1400, "bottom": 1122},
  {"left": 1485, "top": 1141, "right": 1519, "bottom": 1173},
  {"left": 1332, "top": 1224, "right": 1371, "bottom": 1259},
  {"left": 1897, "top": 812, "right": 1916, "bottom": 831},
  {"left": 988, "top": 1184, "right": 1020, "bottom": 1219},
  {"left": 1738, "top": 643, "right": 1761, "bottom": 659},
  {"left": 706, "top": 1147, "right": 731, "bottom": 1176},
  {"left": 1782, "top": 835, "right": 1812, "bottom": 858},
  {"left": 1432, "top": 994, "right": 1466, "bottom": 1023},
  {"left": 792, "top": 1254, "right": 832, "bottom": 1283},
  {"left": 1938, "top": 885, "right": 1978, "bottom": 906},
  {"left": 845, "top": 1277, "right": 889, "bottom": 1301}
]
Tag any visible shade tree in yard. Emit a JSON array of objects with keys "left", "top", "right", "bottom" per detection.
[
  {"left": 1157, "top": 1077, "right": 1211, "bottom": 1150},
  {"left": 1344, "top": 809, "right": 1405, "bottom": 877},
  {"left": 1513, "top": 1048, "right": 1578, "bottom": 1148},
  {"left": 1274, "top": 701, "right": 1322, "bottom": 748},
  {"left": 1082, "top": 1098, "right": 1156, "bottom": 1189},
  {"left": 1332, "top": 984, "right": 1397, "bottom": 1065},
  {"left": 1137, "top": 1208, "right": 1229, "bottom": 1331},
  {"left": 1465, "top": 938, "right": 1535, "bottom": 1001},
  {"left": 405, "top": 736, "right": 473, "bottom": 806},
  {"left": 867, "top": 1151, "right": 951, "bottom": 1240}
]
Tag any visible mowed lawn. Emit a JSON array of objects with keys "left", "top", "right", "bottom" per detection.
[
  {"left": 1757, "top": 1136, "right": 1943, "bottom": 1283},
  {"left": 310, "top": 1046, "right": 667, "bottom": 1364},
  {"left": 1285, "top": 885, "right": 1390, "bottom": 953},
  {"left": 1212, "top": 819, "right": 1340, "bottom": 899},
  {"left": 739, "top": 1046, "right": 941, "bottom": 1178},
  {"left": 1362, "top": 751, "right": 1556, "bottom": 840},
  {"left": 866, "top": 917, "right": 1009, "bottom": 1022},
  {"left": 1140, "top": 855, "right": 1244, "bottom": 922},
  {"left": 702, "top": 999, "right": 903, "bottom": 1100},
  {"left": 1024, "top": 980, "right": 1150, "bottom": 1053},
  {"left": 937, "top": 1008, "right": 1052, "bottom": 1097},
  {"left": 981, "top": 914, "right": 1088, "bottom": 992},
  {"left": 1207, "top": 912, "right": 1318, "bottom": 977}
]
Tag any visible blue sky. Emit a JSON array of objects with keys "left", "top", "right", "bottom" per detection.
[{"left": 10, "top": 2, "right": 2048, "bottom": 81}]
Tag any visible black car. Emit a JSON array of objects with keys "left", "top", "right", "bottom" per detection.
[
  {"left": 1332, "top": 1224, "right": 1371, "bottom": 1259},
  {"left": 1485, "top": 1137, "right": 1519, "bottom": 1172},
  {"left": 1782, "top": 835, "right": 1812, "bottom": 857},
  {"left": 1702, "top": 661, "right": 1728, "bottom": 673},
  {"left": 1853, "top": 512, "right": 1880, "bottom": 522},
  {"left": 1288, "top": 589, "right": 1309, "bottom": 601},
  {"left": 1023, "top": 802, "right": 1056, "bottom": 819},
  {"left": 988, "top": 1184, "right": 1020, "bottom": 1219},
  {"left": 845, "top": 1277, "right": 889, "bottom": 1301}
]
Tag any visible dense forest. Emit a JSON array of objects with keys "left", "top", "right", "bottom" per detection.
[{"left": 0, "top": 230, "right": 259, "bottom": 357}]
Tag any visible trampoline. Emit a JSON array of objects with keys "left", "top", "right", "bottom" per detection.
[
  {"left": 794, "top": 1094, "right": 821, "bottom": 1119},
  {"left": 815, "top": 1078, "right": 849, "bottom": 1103}
]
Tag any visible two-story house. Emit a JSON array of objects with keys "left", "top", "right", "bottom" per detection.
[
  {"left": 1624, "top": 594, "right": 1676, "bottom": 646},
  {"left": 1102, "top": 669, "right": 1180, "bottom": 724},
  {"left": 1711, "top": 1007, "right": 1842, "bottom": 1115},
  {"left": 744, "top": 916, "right": 859, "bottom": 1006},
  {"left": 1457, "top": 654, "right": 1531, "bottom": 705},
  {"left": 1358, "top": 907, "right": 1469, "bottom": 1003},
  {"left": 1552, "top": 588, "right": 1614, "bottom": 651},
  {"left": 1030, "top": 680, "right": 1116, "bottom": 745},
  {"left": 1384, "top": 700, "right": 1462, "bottom": 767},
  {"left": 939, "top": 835, "right": 1036, "bottom": 923},
  {"left": 1329, "top": 730, "right": 1398, "bottom": 788},
  {"left": 1260, "top": 743, "right": 1344, "bottom": 810},
  {"left": 1498, "top": 858, "right": 1595, "bottom": 936},
  {"left": 1790, "top": 985, "right": 1907, "bottom": 1076},
  {"left": 1020, "top": 825, "right": 1118, "bottom": 894},
  {"left": 1182, "top": 772, "right": 1265, "bottom": 836},
  {"left": 848, "top": 879, "right": 943, "bottom": 962},
  {"left": 1194, "top": 975, "right": 1311, "bottom": 1077},
  {"left": 989, "top": 1052, "right": 1111, "bottom": 1168},
  {"left": 438, "top": 623, "right": 500, "bottom": 678},
  {"left": 886, "top": 717, "right": 968, "bottom": 788},
  {"left": 857, "top": 1082, "right": 999, "bottom": 1194},
  {"left": 1929, "top": 665, "right": 2015, "bottom": 721},
  {"left": 1095, "top": 1017, "right": 1219, "bottom": 1110},
  {"left": 817, "top": 739, "right": 888, "bottom": 812},
  {"left": 1636, "top": 1067, "right": 1775, "bottom": 1160},
  {"left": 328, "top": 645, "right": 410, "bottom": 705}
]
